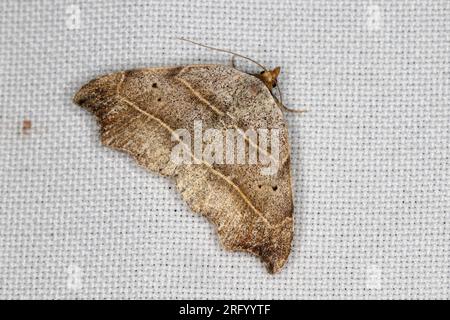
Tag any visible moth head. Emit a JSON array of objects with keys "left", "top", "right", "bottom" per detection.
[{"left": 256, "top": 67, "right": 281, "bottom": 91}]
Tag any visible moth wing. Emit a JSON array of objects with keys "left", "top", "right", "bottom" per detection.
[{"left": 74, "top": 65, "right": 293, "bottom": 273}]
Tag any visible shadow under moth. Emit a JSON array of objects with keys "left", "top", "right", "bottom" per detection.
[{"left": 73, "top": 39, "right": 303, "bottom": 273}]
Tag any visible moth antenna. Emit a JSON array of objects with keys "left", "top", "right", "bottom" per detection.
[
  {"left": 178, "top": 37, "right": 268, "bottom": 71},
  {"left": 275, "top": 84, "right": 307, "bottom": 114}
]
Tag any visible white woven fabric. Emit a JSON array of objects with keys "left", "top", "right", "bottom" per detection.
[{"left": 0, "top": 0, "right": 448, "bottom": 299}]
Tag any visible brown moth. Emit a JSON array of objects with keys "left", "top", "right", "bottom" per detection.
[{"left": 73, "top": 45, "right": 296, "bottom": 273}]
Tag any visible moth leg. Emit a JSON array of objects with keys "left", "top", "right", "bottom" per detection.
[
  {"left": 274, "top": 96, "right": 308, "bottom": 113},
  {"left": 280, "top": 103, "right": 308, "bottom": 114}
]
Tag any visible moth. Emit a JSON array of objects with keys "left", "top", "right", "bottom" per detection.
[{"left": 73, "top": 39, "right": 302, "bottom": 273}]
